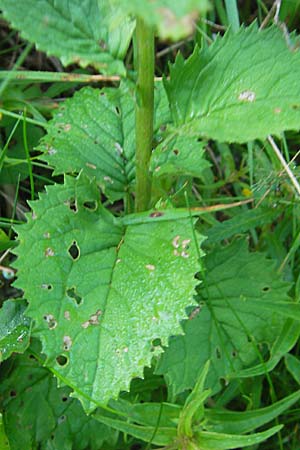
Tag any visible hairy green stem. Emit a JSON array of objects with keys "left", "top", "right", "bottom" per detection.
[{"left": 134, "top": 18, "right": 155, "bottom": 212}]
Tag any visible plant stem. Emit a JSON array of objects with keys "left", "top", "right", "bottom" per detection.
[{"left": 134, "top": 18, "right": 155, "bottom": 212}]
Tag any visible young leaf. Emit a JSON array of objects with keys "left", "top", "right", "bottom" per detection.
[
  {"left": 0, "top": 299, "right": 31, "bottom": 362},
  {"left": 112, "top": 0, "right": 210, "bottom": 40},
  {"left": 13, "top": 173, "right": 204, "bottom": 412},
  {"left": 165, "top": 25, "right": 300, "bottom": 143},
  {"left": 205, "top": 389, "right": 300, "bottom": 434},
  {"left": 0, "top": 350, "right": 118, "bottom": 450},
  {"left": 192, "top": 425, "right": 282, "bottom": 450},
  {"left": 0, "top": 0, "right": 133, "bottom": 75},
  {"left": 156, "top": 239, "right": 293, "bottom": 396}
]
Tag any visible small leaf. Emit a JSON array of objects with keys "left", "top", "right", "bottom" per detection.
[
  {"left": 192, "top": 425, "right": 282, "bottom": 450},
  {"left": 165, "top": 25, "right": 300, "bottom": 142},
  {"left": 0, "top": 300, "right": 31, "bottom": 362},
  {"left": 0, "top": 350, "right": 117, "bottom": 450},
  {"left": 0, "top": 0, "right": 133, "bottom": 74},
  {"left": 157, "top": 239, "right": 293, "bottom": 396},
  {"left": 205, "top": 390, "right": 300, "bottom": 434},
  {"left": 13, "top": 173, "right": 204, "bottom": 412}
]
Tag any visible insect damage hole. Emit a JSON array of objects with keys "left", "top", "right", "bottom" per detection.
[
  {"left": 56, "top": 355, "right": 69, "bottom": 367},
  {"left": 68, "top": 241, "right": 80, "bottom": 261},
  {"left": 63, "top": 336, "right": 72, "bottom": 351},
  {"left": 83, "top": 200, "right": 97, "bottom": 211},
  {"left": 66, "top": 287, "right": 82, "bottom": 305}
]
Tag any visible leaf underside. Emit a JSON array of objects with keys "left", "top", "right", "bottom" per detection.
[
  {"left": 13, "top": 174, "right": 204, "bottom": 412},
  {"left": 165, "top": 25, "right": 300, "bottom": 142},
  {"left": 0, "top": 0, "right": 134, "bottom": 74},
  {"left": 156, "top": 239, "right": 293, "bottom": 396}
]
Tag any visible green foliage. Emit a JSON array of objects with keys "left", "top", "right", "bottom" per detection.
[
  {"left": 1, "top": 1, "right": 300, "bottom": 449},
  {"left": 165, "top": 25, "right": 300, "bottom": 142},
  {"left": 0, "top": 349, "right": 118, "bottom": 450},
  {"left": 14, "top": 173, "right": 204, "bottom": 411},
  {"left": 157, "top": 240, "right": 296, "bottom": 395},
  {"left": 0, "top": 0, "right": 134, "bottom": 75}
]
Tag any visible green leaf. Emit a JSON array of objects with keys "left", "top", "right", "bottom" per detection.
[
  {"left": 234, "top": 318, "right": 300, "bottom": 378},
  {"left": 156, "top": 239, "right": 293, "bottom": 396},
  {"left": 165, "top": 25, "right": 300, "bottom": 143},
  {"left": 205, "top": 390, "right": 300, "bottom": 434},
  {"left": 112, "top": 0, "right": 210, "bottom": 40},
  {"left": 285, "top": 353, "right": 300, "bottom": 384},
  {"left": 192, "top": 425, "right": 282, "bottom": 450},
  {"left": 0, "top": 350, "right": 117, "bottom": 450},
  {"left": 94, "top": 412, "right": 176, "bottom": 446},
  {"left": 39, "top": 84, "right": 171, "bottom": 202},
  {"left": 0, "top": 0, "right": 134, "bottom": 75},
  {"left": 151, "top": 135, "right": 210, "bottom": 178},
  {"left": 0, "top": 414, "right": 10, "bottom": 450},
  {"left": 13, "top": 173, "right": 204, "bottom": 412},
  {"left": 206, "top": 207, "right": 280, "bottom": 243},
  {"left": 0, "top": 300, "right": 31, "bottom": 362},
  {"left": 178, "top": 361, "right": 210, "bottom": 438},
  {"left": 39, "top": 87, "right": 129, "bottom": 201}
]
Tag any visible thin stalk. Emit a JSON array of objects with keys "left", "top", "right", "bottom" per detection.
[
  {"left": 224, "top": 0, "right": 240, "bottom": 32},
  {"left": 134, "top": 18, "right": 155, "bottom": 212}
]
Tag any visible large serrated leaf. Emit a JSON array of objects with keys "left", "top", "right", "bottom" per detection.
[
  {"left": 13, "top": 173, "right": 203, "bottom": 412},
  {"left": 112, "top": 0, "right": 210, "bottom": 40},
  {"left": 39, "top": 87, "right": 128, "bottom": 201},
  {"left": 165, "top": 25, "right": 300, "bottom": 142},
  {"left": 0, "top": 349, "right": 117, "bottom": 450},
  {"left": 0, "top": 0, "right": 134, "bottom": 75},
  {"left": 156, "top": 239, "right": 293, "bottom": 396},
  {"left": 39, "top": 84, "right": 171, "bottom": 202}
]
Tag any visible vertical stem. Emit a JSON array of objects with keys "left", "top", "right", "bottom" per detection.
[{"left": 135, "top": 18, "right": 155, "bottom": 212}]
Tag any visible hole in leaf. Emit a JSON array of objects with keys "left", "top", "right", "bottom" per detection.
[
  {"left": 216, "top": 347, "right": 221, "bottom": 359},
  {"left": 231, "top": 350, "right": 238, "bottom": 358},
  {"left": 152, "top": 338, "right": 162, "bottom": 347},
  {"left": 262, "top": 286, "right": 270, "bottom": 292},
  {"left": 56, "top": 355, "right": 68, "bottom": 367},
  {"left": 66, "top": 287, "right": 82, "bottom": 305},
  {"left": 65, "top": 198, "right": 77, "bottom": 213},
  {"left": 173, "top": 149, "right": 180, "bottom": 155},
  {"left": 10, "top": 390, "right": 17, "bottom": 397},
  {"left": 29, "top": 354, "right": 36, "bottom": 360},
  {"left": 62, "top": 395, "right": 68, "bottom": 402},
  {"left": 68, "top": 241, "right": 80, "bottom": 260},
  {"left": 115, "top": 106, "right": 120, "bottom": 115},
  {"left": 83, "top": 200, "right": 97, "bottom": 211}
]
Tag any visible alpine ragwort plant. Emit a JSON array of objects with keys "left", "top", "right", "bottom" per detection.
[{"left": 1, "top": 1, "right": 300, "bottom": 449}]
